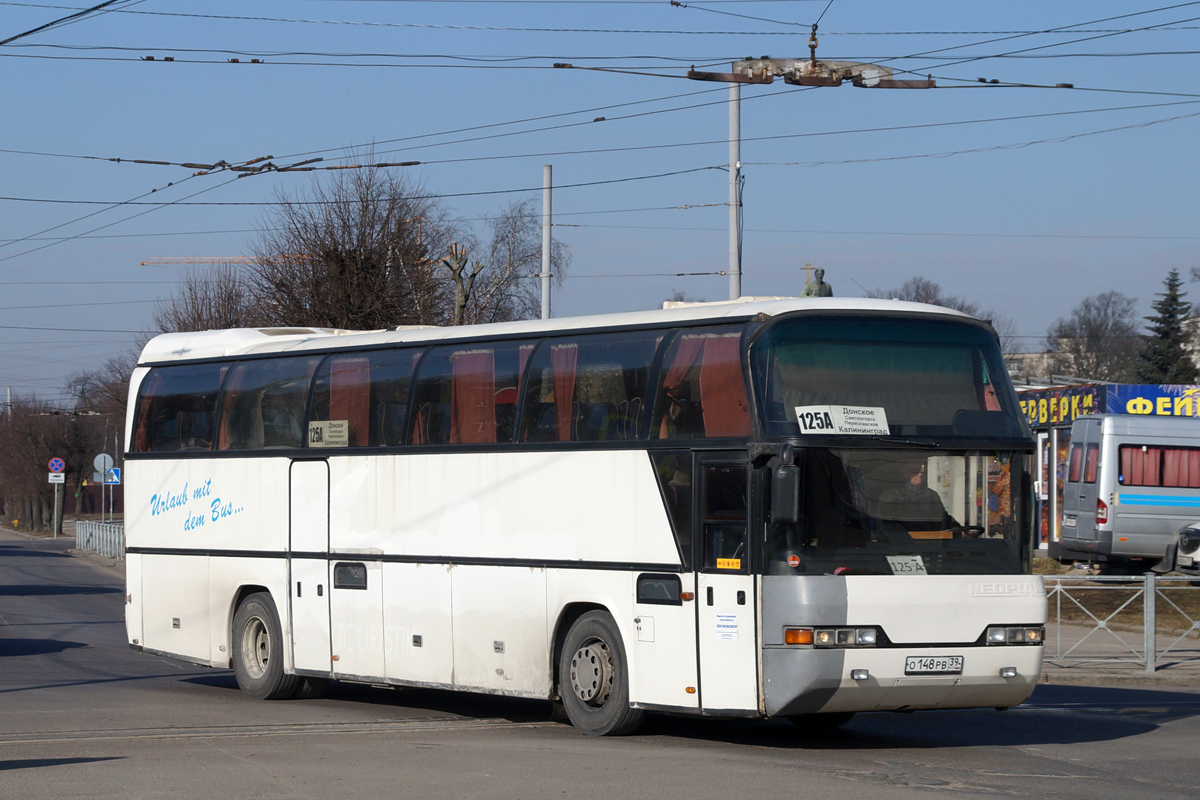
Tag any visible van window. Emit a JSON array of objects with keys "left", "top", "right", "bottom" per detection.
[
  {"left": 1119, "top": 445, "right": 1200, "bottom": 488},
  {"left": 410, "top": 342, "right": 532, "bottom": 445},
  {"left": 217, "top": 357, "right": 323, "bottom": 450},
  {"left": 1067, "top": 444, "right": 1083, "bottom": 483},
  {"left": 520, "top": 331, "right": 663, "bottom": 443},
  {"left": 309, "top": 349, "right": 423, "bottom": 448},
  {"left": 132, "top": 363, "right": 229, "bottom": 452},
  {"left": 1084, "top": 442, "right": 1100, "bottom": 484},
  {"left": 653, "top": 327, "right": 751, "bottom": 440}
]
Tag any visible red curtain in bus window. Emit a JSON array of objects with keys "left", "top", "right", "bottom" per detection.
[
  {"left": 1067, "top": 444, "right": 1083, "bottom": 483},
  {"left": 329, "top": 358, "right": 370, "bottom": 446},
  {"left": 1162, "top": 448, "right": 1200, "bottom": 488},
  {"left": 550, "top": 344, "right": 578, "bottom": 441},
  {"left": 1122, "top": 446, "right": 1162, "bottom": 486},
  {"left": 659, "top": 335, "right": 705, "bottom": 438},
  {"left": 698, "top": 334, "right": 751, "bottom": 437},
  {"left": 1084, "top": 443, "right": 1100, "bottom": 484},
  {"left": 450, "top": 350, "right": 496, "bottom": 444}
]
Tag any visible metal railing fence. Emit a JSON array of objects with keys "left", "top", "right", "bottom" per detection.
[
  {"left": 75, "top": 521, "right": 124, "bottom": 560},
  {"left": 1044, "top": 574, "right": 1200, "bottom": 673}
]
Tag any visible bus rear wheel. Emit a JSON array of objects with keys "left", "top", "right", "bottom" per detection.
[
  {"left": 558, "top": 611, "right": 644, "bottom": 736},
  {"left": 232, "top": 592, "right": 300, "bottom": 700}
]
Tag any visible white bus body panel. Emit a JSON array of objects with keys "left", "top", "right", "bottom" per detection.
[
  {"left": 125, "top": 552, "right": 143, "bottom": 647},
  {"left": 631, "top": 572, "right": 699, "bottom": 710},
  {"left": 330, "top": 559, "right": 386, "bottom": 680},
  {"left": 326, "top": 451, "right": 679, "bottom": 564},
  {"left": 382, "top": 563, "right": 454, "bottom": 686}
]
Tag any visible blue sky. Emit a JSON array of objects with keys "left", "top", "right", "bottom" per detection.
[{"left": 1, "top": 0, "right": 1198, "bottom": 402}]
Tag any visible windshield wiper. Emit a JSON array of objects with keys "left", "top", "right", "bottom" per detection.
[{"left": 862, "top": 435, "right": 942, "bottom": 448}]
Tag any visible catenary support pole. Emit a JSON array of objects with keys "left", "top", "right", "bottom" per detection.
[
  {"left": 541, "top": 164, "right": 552, "bottom": 320},
  {"left": 728, "top": 82, "right": 741, "bottom": 301}
]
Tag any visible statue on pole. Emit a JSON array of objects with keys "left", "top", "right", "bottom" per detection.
[{"left": 801, "top": 267, "right": 833, "bottom": 297}]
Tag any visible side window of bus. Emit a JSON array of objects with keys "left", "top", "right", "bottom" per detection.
[
  {"left": 132, "top": 363, "right": 229, "bottom": 452},
  {"left": 409, "top": 342, "right": 531, "bottom": 445},
  {"left": 520, "top": 331, "right": 663, "bottom": 443},
  {"left": 217, "top": 356, "right": 323, "bottom": 450},
  {"left": 1119, "top": 444, "right": 1200, "bottom": 488},
  {"left": 653, "top": 327, "right": 751, "bottom": 440},
  {"left": 309, "top": 349, "right": 423, "bottom": 448}
]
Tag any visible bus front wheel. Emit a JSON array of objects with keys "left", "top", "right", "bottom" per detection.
[
  {"left": 232, "top": 592, "right": 300, "bottom": 700},
  {"left": 558, "top": 611, "right": 644, "bottom": 736}
]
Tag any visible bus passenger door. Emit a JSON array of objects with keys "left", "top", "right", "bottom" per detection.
[
  {"left": 289, "top": 459, "right": 331, "bottom": 674},
  {"left": 695, "top": 456, "right": 759, "bottom": 714}
]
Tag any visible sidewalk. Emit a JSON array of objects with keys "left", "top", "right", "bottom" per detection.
[{"left": 1041, "top": 620, "right": 1200, "bottom": 686}]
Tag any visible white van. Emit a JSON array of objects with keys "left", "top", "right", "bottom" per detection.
[{"left": 1059, "top": 414, "right": 1200, "bottom": 570}]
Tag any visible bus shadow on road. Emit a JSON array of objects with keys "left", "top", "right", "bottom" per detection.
[
  {"left": 0, "top": 638, "right": 87, "bottom": 658},
  {"left": 0, "top": 584, "right": 121, "bottom": 596},
  {"left": 182, "top": 673, "right": 558, "bottom": 723},
  {"left": 177, "top": 677, "right": 1200, "bottom": 747},
  {"left": 640, "top": 685, "right": 1200, "bottom": 749},
  {"left": 0, "top": 757, "right": 123, "bottom": 772}
]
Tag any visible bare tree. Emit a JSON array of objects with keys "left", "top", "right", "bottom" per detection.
[
  {"left": 866, "top": 276, "right": 1020, "bottom": 352},
  {"left": 459, "top": 199, "right": 570, "bottom": 325},
  {"left": 247, "top": 166, "right": 459, "bottom": 329},
  {"left": 867, "top": 276, "right": 981, "bottom": 315},
  {"left": 152, "top": 262, "right": 263, "bottom": 332},
  {"left": 1044, "top": 291, "right": 1142, "bottom": 382}
]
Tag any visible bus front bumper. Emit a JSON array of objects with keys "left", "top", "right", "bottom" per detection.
[{"left": 762, "top": 645, "right": 1042, "bottom": 717}]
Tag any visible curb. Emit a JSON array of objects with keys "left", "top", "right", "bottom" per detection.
[{"left": 1040, "top": 671, "right": 1200, "bottom": 687}]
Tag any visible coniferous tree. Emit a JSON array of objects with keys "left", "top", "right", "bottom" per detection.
[{"left": 1137, "top": 269, "right": 1198, "bottom": 383}]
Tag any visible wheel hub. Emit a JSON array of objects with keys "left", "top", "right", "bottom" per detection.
[
  {"left": 570, "top": 640, "right": 614, "bottom": 706},
  {"left": 241, "top": 615, "right": 270, "bottom": 680}
]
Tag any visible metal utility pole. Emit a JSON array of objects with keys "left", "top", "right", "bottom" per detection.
[
  {"left": 689, "top": 26, "right": 934, "bottom": 301},
  {"left": 541, "top": 165, "right": 552, "bottom": 319},
  {"left": 728, "top": 83, "right": 741, "bottom": 301}
]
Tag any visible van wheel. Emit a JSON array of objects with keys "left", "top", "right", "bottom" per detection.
[
  {"left": 558, "top": 611, "right": 644, "bottom": 736},
  {"left": 232, "top": 592, "right": 300, "bottom": 700}
]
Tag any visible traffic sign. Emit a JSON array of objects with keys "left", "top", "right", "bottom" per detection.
[
  {"left": 94, "top": 453, "right": 113, "bottom": 472},
  {"left": 104, "top": 467, "right": 121, "bottom": 485},
  {"left": 48, "top": 457, "right": 65, "bottom": 473},
  {"left": 48, "top": 472, "right": 64, "bottom": 484}
]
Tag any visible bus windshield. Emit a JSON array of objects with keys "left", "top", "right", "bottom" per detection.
[
  {"left": 751, "top": 315, "right": 1027, "bottom": 441},
  {"left": 765, "top": 449, "right": 1029, "bottom": 576}
]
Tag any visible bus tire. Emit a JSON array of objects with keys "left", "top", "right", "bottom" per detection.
[
  {"left": 558, "top": 611, "right": 644, "bottom": 736},
  {"left": 786, "top": 712, "right": 856, "bottom": 730},
  {"left": 232, "top": 592, "right": 299, "bottom": 701},
  {"left": 292, "top": 677, "right": 330, "bottom": 700}
]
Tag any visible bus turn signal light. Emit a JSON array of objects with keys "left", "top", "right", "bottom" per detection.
[
  {"left": 680, "top": 592, "right": 695, "bottom": 602},
  {"left": 784, "top": 628, "right": 813, "bottom": 645}
]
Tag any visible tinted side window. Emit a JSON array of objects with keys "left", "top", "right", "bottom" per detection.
[
  {"left": 132, "top": 363, "right": 229, "bottom": 452},
  {"left": 217, "top": 356, "right": 323, "bottom": 450},
  {"left": 410, "top": 343, "right": 531, "bottom": 445},
  {"left": 653, "top": 327, "right": 751, "bottom": 440},
  {"left": 309, "top": 349, "right": 423, "bottom": 447},
  {"left": 520, "top": 331, "right": 663, "bottom": 443}
]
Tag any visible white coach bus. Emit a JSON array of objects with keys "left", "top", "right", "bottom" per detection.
[{"left": 124, "top": 297, "right": 1045, "bottom": 735}]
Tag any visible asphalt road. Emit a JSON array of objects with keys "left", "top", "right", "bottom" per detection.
[{"left": 3, "top": 530, "right": 1200, "bottom": 800}]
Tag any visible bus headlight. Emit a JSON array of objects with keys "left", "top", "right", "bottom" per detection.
[
  {"left": 813, "top": 627, "right": 878, "bottom": 648},
  {"left": 986, "top": 626, "right": 1043, "bottom": 645}
]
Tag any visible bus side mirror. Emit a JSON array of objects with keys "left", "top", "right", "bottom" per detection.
[{"left": 771, "top": 465, "right": 800, "bottom": 525}]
